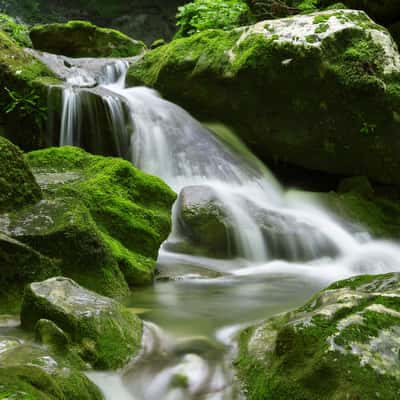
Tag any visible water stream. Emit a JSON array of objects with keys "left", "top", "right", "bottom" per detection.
[{"left": 29, "top": 52, "right": 400, "bottom": 399}]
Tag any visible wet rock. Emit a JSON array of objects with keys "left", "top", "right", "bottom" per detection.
[
  {"left": 127, "top": 9, "right": 400, "bottom": 185},
  {"left": 30, "top": 20, "right": 146, "bottom": 58},
  {"left": 21, "top": 277, "right": 143, "bottom": 370},
  {"left": 237, "top": 272, "right": 400, "bottom": 399},
  {"left": 0, "top": 336, "right": 103, "bottom": 399},
  {"left": 176, "top": 185, "right": 339, "bottom": 260}
]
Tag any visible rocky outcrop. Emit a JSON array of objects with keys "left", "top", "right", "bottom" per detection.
[
  {"left": 236, "top": 272, "right": 400, "bottom": 399},
  {"left": 21, "top": 277, "right": 143, "bottom": 370},
  {"left": 0, "top": 144, "right": 176, "bottom": 306},
  {"left": 30, "top": 21, "right": 146, "bottom": 58},
  {"left": 127, "top": 9, "right": 400, "bottom": 185}
]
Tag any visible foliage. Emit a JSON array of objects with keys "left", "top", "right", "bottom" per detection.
[
  {"left": 176, "top": 0, "right": 251, "bottom": 38},
  {"left": 0, "top": 13, "right": 31, "bottom": 46},
  {"left": 3, "top": 87, "right": 47, "bottom": 127}
]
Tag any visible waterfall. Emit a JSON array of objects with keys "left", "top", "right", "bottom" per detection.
[
  {"left": 40, "top": 53, "right": 400, "bottom": 274},
  {"left": 34, "top": 51, "right": 400, "bottom": 400}
]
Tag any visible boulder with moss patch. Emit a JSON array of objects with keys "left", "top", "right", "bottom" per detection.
[
  {"left": 21, "top": 277, "right": 143, "bottom": 370},
  {"left": 236, "top": 273, "right": 400, "bottom": 399},
  {"left": 0, "top": 335, "right": 103, "bottom": 399},
  {"left": 30, "top": 20, "right": 146, "bottom": 58},
  {"left": 0, "top": 146, "right": 175, "bottom": 300},
  {"left": 127, "top": 9, "right": 400, "bottom": 185}
]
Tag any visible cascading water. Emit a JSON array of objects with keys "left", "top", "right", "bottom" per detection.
[{"left": 35, "top": 53, "right": 400, "bottom": 400}]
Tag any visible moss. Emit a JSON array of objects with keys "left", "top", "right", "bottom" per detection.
[
  {"left": 21, "top": 277, "right": 143, "bottom": 370},
  {"left": 0, "top": 29, "right": 60, "bottom": 150},
  {"left": 236, "top": 273, "right": 400, "bottom": 399},
  {"left": 127, "top": 10, "right": 400, "bottom": 185},
  {"left": 0, "top": 338, "right": 103, "bottom": 400},
  {"left": 23, "top": 146, "right": 176, "bottom": 292},
  {"left": 30, "top": 20, "right": 146, "bottom": 58},
  {"left": 0, "top": 137, "right": 41, "bottom": 212}
]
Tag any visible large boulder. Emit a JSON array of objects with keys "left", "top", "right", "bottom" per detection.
[
  {"left": 127, "top": 9, "right": 400, "bottom": 185},
  {"left": 21, "top": 277, "right": 143, "bottom": 370},
  {"left": 30, "top": 20, "right": 146, "bottom": 58},
  {"left": 236, "top": 273, "right": 400, "bottom": 399},
  {"left": 0, "top": 336, "right": 103, "bottom": 399},
  {"left": 174, "top": 185, "right": 339, "bottom": 260},
  {"left": 0, "top": 27, "right": 61, "bottom": 150},
  {"left": 0, "top": 146, "right": 176, "bottom": 303}
]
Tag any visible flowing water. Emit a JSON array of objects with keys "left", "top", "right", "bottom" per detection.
[{"left": 28, "top": 52, "right": 400, "bottom": 399}]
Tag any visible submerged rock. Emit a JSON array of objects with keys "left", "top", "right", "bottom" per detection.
[
  {"left": 0, "top": 336, "right": 103, "bottom": 399},
  {"left": 175, "top": 185, "right": 339, "bottom": 260},
  {"left": 21, "top": 277, "right": 143, "bottom": 370},
  {"left": 236, "top": 273, "right": 400, "bottom": 399},
  {"left": 127, "top": 9, "right": 400, "bottom": 185},
  {"left": 30, "top": 20, "right": 146, "bottom": 58}
]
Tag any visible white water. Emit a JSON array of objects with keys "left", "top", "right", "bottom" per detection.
[{"left": 40, "top": 56, "right": 400, "bottom": 399}]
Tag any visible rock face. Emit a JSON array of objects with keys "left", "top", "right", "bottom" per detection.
[
  {"left": 30, "top": 20, "right": 146, "bottom": 58},
  {"left": 0, "top": 28, "right": 60, "bottom": 150},
  {"left": 236, "top": 273, "right": 400, "bottom": 399},
  {"left": 0, "top": 0, "right": 189, "bottom": 45},
  {"left": 21, "top": 277, "right": 143, "bottom": 370},
  {"left": 0, "top": 336, "right": 103, "bottom": 399},
  {"left": 175, "top": 185, "right": 338, "bottom": 260},
  {"left": 0, "top": 146, "right": 176, "bottom": 302},
  {"left": 127, "top": 9, "right": 400, "bottom": 185}
]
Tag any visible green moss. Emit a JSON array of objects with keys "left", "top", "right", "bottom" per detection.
[
  {"left": 127, "top": 10, "right": 400, "bottom": 185},
  {"left": 23, "top": 146, "right": 176, "bottom": 292},
  {"left": 30, "top": 20, "right": 146, "bottom": 58},
  {"left": 21, "top": 277, "right": 143, "bottom": 370},
  {"left": 237, "top": 273, "right": 400, "bottom": 400},
  {"left": 0, "top": 29, "right": 60, "bottom": 150},
  {"left": 0, "top": 137, "right": 41, "bottom": 212}
]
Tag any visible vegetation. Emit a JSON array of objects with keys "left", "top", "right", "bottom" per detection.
[{"left": 176, "top": 0, "right": 251, "bottom": 37}]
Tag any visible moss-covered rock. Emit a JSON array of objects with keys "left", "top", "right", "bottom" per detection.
[
  {"left": 0, "top": 26, "right": 60, "bottom": 150},
  {"left": 0, "top": 335, "right": 103, "bottom": 399},
  {"left": 21, "top": 277, "right": 143, "bottom": 370},
  {"left": 236, "top": 273, "right": 400, "bottom": 399},
  {"left": 0, "top": 146, "right": 175, "bottom": 299},
  {"left": 0, "top": 136, "right": 41, "bottom": 212},
  {"left": 127, "top": 9, "right": 400, "bottom": 185},
  {"left": 30, "top": 20, "right": 146, "bottom": 58}
]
